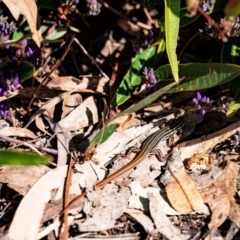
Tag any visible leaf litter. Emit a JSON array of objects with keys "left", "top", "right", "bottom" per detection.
[{"left": 2, "top": 0, "right": 240, "bottom": 240}]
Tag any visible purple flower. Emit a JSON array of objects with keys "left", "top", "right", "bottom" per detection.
[
  {"left": 142, "top": 67, "right": 158, "bottom": 91},
  {"left": 191, "top": 98, "right": 198, "bottom": 105},
  {"left": 88, "top": 0, "right": 101, "bottom": 16},
  {"left": 200, "top": 109, "right": 206, "bottom": 116},
  {"left": 0, "top": 16, "right": 17, "bottom": 43},
  {"left": 0, "top": 68, "right": 20, "bottom": 97},
  {"left": 2, "top": 39, "right": 39, "bottom": 66},
  {"left": 25, "top": 47, "right": 39, "bottom": 66},
  {"left": 201, "top": 96, "right": 207, "bottom": 103},
  {"left": 0, "top": 101, "right": 10, "bottom": 119},
  {"left": 196, "top": 92, "right": 202, "bottom": 100},
  {"left": 21, "top": 39, "right": 28, "bottom": 48},
  {"left": 15, "top": 49, "right": 21, "bottom": 57},
  {"left": 189, "top": 91, "right": 215, "bottom": 116}
]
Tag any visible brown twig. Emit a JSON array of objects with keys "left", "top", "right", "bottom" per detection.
[
  {"left": 197, "top": 6, "right": 221, "bottom": 32},
  {"left": 197, "top": 6, "right": 228, "bottom": 42},
  {"left": 62, "top": 153, "right": 75, "bottom": 240},
  {"left": 74, "top": 38, "right": 109, "bottom": 81},
  {"left": 98, "top": 0, "right": 152, "bottom": 30},
  {"left": 0, "top": 134, "right": 58, "bottom": 155},
  {"left": 28, "top": 34, "right": 75, "bottom": 111}
]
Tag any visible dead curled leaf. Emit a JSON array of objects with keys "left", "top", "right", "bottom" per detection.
[
  {"left": 164, "top": 176, "right": 193, "bottom": 215},
  {"left": 58, "top": 96, "right": 99, "bottom": 131},
  {"left": 77, "top": 184, "right": 131, "bottom": 232},
  {"left": 25, "top": 91, "right": 74, "bottom": 127},
  {"left": 0, "top": 165, "right": 50, "bottom": 195},
  {"left": 212, "top": 160, "right": 240, "bottom": 228},
  {"left": 8, "top": 165, "right": 68, "bottom": 240},
  {"left": 2, "top": 0, "right": 41, "bottom": 47},
  {"left": 0, "top": 127, "right": 37, "bottom": 139},
  {"left": 199, "top": 184, "right": 230, "bottom": 237},
  {"left": 36, "top": 76, "right": 88, "bottom": 90},
  {"left": 148, "top": 193, "right": 188, "bottom": 240},
  {"left": 163, "top": 149, "right": 209, "bottom": 215},
  {"left": 124, "top": 209, "right": 155, "bottom": 235},
  {"left": 61, "top": 93, "right": 82, "bottom": 119}
]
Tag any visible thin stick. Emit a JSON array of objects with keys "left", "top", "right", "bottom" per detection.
[
  {"left": 143, "top": 7, "right": 153, "bottom": 24},
  {"left": 74, "top": 38, "right": 109, "bottom": 81},
  {"left": 0, "top": 134, "right": 58, "bottom": 155},
  {"left": 62, "top": 154, "right": 75, "bottom": 240},
  {"left": 28, "top": 34, "right": 75, "bottom": 110}
]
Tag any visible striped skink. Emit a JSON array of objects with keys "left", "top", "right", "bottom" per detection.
[
  {"left": 61, "top": 116, "right": 185, "bottom": 215},
  {"left": 96, "top": 115, "right": 185, "bottom": 188}
]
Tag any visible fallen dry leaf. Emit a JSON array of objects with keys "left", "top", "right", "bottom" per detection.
[
  {"left": 0, "top": 165, "right": 50, "bottom": 195},
  {"left": 165, "top": 176, "right": 193, "bottom": 214},
  {"left": 35, "top": 116, "right": 52, "bottom": 136},
  {"left": 0, "top": 127, "right": 37, "bottom": 139},
  {"left": 124, "top": 209, "right": 155, "bottom": 235},
  {"left": 41, "top": 194, "right": 83, "bottom": 224},
  {"left": 8, "top": 165, "right": 67, "bottom": 240},
  {"left": 128, "top": 181, "right": 180, "bottom": 215},
  {"left": 61, "top": 93, "right": 82, "bottom": 119},
  {"left": 148, "top": 193, "right": 189, "bottom": 240},
  {"left": 199, "top": 184, "right": 230, "bottom": 238},
  {"left": 58, "top": 96, "right": 99, "bottom": 131},
  {"left": 189, "top": 160, "right": 227, "bottom": 189},
  {"left": 25, "top": 91, "right": 75, "bottom": 127},
  {"left": 213, "top": 160, "right": 240, "bottom": 228},
  {"left": 36, "top": 76, "right": 88, "bottom": 90},
  {"left": 165, "top": 149, "right": 209, "bottom": 214},
  {"left": 3, "top": 0, "right": 41, "bottom": 47},
  {"left": 77, "top": 184, "right": 130, "bottom": 232}
]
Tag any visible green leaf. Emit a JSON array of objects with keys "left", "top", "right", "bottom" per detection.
[
  {"left": 155, "top": 63, "right": 240, "bottom": 92},
  {"left": 0, "top": 150, "right": 51, "bottom": 165},
  {"left": 12, "top": 21, "right": 30, "bottom": 41},
  {"left": 12, "top": 30, "right": 24, "bottom": 41},
  {"left": 45, "top": 27, "right": 68, "bottom": 40},
  {"left": 227, "top": 101, "right": 240, "bottom": 117},
  {"left": 159, "top": 8, "right": 199, "bottom": 30},
  {"left": 155, "top": 38, "right": 166, "bottom": 63},
  {"left": 211, "top": 38, "right": 240, "bottom": 96},
  {"left": 1, "top": 61, "right": 35, "bottom": 82},
  {"left": 111, "top": 46, "right": 158, "bottom": 106},
  {"left": 87, "top": 125, "right": 117, "bottom": 153},
  {"left": 159, "top": 2, "right": 223, "bottom": 31},
  {"left": 164, "top": 0, "right": 180, "bottom": 82},
  {"left": 108, "top": 81, "right": 178, "bottom": 125}
]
